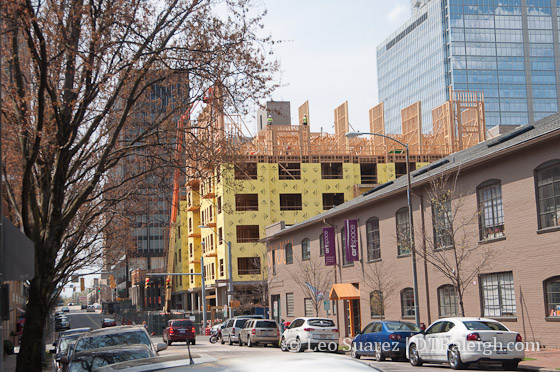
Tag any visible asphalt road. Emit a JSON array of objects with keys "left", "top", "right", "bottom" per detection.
[{"left": 55, "top": 305, "right": 115, "bottom": 332}]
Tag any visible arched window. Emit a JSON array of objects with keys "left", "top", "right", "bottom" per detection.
[
  {"left": 396, "top": 208, "right": 410, "bottom": 256},
  {"left": 545, "top": 276, "right": 560, "bottom": 318},
  {"left": 370, "top": 290, "right": 384, "bottom": 318},
  {"left": 400, "top": 288, "right": 415, "bottom": 317},
  {"left": 535, "top": 160, "right": 560, "bottom": 229},
  {"left": 301, "top": 238, "right": 310, "bottom": 260},
  {"left": 285, "top": 243, "right": 293, "bottom": 265},
  {"left": 366, "top": 217, "right": 381, "bottom": 261},
  {"left": 477, "top": 180, "right": 504, "bottom": 240},
  {"left": 438, "top": 285, "right": 459, "bottom": 317},
  {"left": 432, "top": 195, "right": 453, "bottom": 249}
]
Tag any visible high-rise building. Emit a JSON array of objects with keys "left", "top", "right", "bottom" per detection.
[{"left": 377, "top": 0, "right": 560, "bottom": 134}]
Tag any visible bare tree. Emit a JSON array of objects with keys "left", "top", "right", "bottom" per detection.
[
  {"left": 415, "top": 173, "right": 492, "bottom": 316},
  {"left": 362, "top": 261, "right": 398, "bottom": 319},
  {"left": 0, "top": 0, "right": 278, "bottom": 369},
  {"left": 290, "top": 256, "right": 333, "bottom": 317}
]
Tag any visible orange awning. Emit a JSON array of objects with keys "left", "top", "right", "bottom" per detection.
[{"left": 329, "top": 283, "right": 360, "bottom": 300}]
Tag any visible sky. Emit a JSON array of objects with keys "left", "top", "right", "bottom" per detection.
[{"left": 246, "top": 0, "right": 412, "bottom": 135}]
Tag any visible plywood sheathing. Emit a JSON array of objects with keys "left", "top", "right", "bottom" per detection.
[
  {"left": 401, "top": 101, "right": 422, "bottom": 154},
  {"left": 334, "top": 101, "right": 350, "bottom": 152},
  {"left": 369, "top": 103, "right": 386, "bottom": 154}
]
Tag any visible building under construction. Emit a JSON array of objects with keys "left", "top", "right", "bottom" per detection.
[{"left": 165, "top": 90, "right": 487, "bottom": 322}]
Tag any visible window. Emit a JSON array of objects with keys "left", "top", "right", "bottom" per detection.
[
  {"left": 304, "top": 298, "right": 313, "bottom": 316},
  {"left": 366, "top": 217, "right": 381, "bottom": 261},
  {"left": 341, "top": 226, "right": 353, "bottom": 266},
  {"left": 432, "top": 196, "right": 453, "bottom": 249},
  {"left": 271, "top": 249, "right": 276, "bottom": 275},
  {"left": 218, "top": 227, "right": 223, "bottom": 244},
  {"left": 301, "top": 239, "right": 310, "bottom": 260},
  {"left": 285, "top": 243, "right": 293, "bottom": 265},
  {"left": 286, "top": 293, "right": 295, "bottom": 316},
  {"left": 190, "top": 269, "right": 194, "bottom": 283},
  {"left": 219, "top": 259, "right": 224, "bottom": 277},
  {"left": 234, "top": 162, "right": 257, "bottom": 180},
  {"left": 535, "top": 160, "right": 560, "bottom": 229},
  {"left": 396, "top": 207, "right": 411, "bottom": 256},
  {"left": 401, "top": 288, "right": 415, "bottom": 317},
  {"left": 279, "top": 163, "right": 301, "bottom": 180},
  {"left": 544, "top": 276, "right": 560, "bottom": 318},
  {"left": 438, "top": 285, "right": 459, "bottom": 317},
  {"left": 279, "top": 194, "right": 302, "bottom": 210},
  {"left": 189, "top": 243, "right": 193, "bottom": 257},
  {"left": 236, "top": 225, "right": 259, "bottom": 243},
  {"left": 370, "top": 291, "right": 384, "bottom": 318},
  {"left": 319, "top": 232, "right": 325, "bottom": 257},
  {"left": 322, "top": 193, "right": 344, "bottom": 210},
  {"left": 217, "top": 196, "right": 222, "bottom": 214},
  {"left": 235, "top": 194, "right": 258, "bottom": 211},
  {"left": 238, "top": 257, "right": 260, "bottom": 275},
  {"left": 360, "top": 163, "right": 377, "bottom": 184},
  {"left": 477, "top": 181, "right": 505, "bottom": 240},
  {"left": 481, "top": 272, "right": 516, "bottom": 317},
  {"left": 321, "top": 162, "right": 343, "bottom": 179}
]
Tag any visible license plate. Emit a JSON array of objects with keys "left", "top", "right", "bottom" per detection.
[
  {"left": 496, "top": 349, "right": 508, "bottom": 354},
  {"left": 180, "top": 330, "right": 185, "bottom": 333}
]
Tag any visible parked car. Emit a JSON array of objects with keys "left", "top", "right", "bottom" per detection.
[
  {"left": 239, "top": 319, "right": 280, "bottom": 347},
  {"left": 86, "top": 305, "right": 95, "bottom": 312},
  {"left": 62, "top": 306, "right": 70, "bottom": 313},
  {"left": 101, "top": 319, "right": 117, "bottom": 328},
  {"left": 72, "top": 326, "right": 167, "bottom": 357},
  {"left": 62, "top": 344, "right": 155, "bottom": 372},
  {"left": 280, "top": 317, "right": 339, "bottom": 352},
  {"left": 351, "top": 320, "right": 421, "bottom": 361},
  {"left": 162, "top": 319, "right": 196, "bottom": 346},
  {"left": 221, "top": 317, "right": 252, "bottom": 345},
  {"left": 55, "top": 316, "right": 71, "bottom": 332},
  {"left": 406, "top": 317, "right": 524, "bottom": 370},
  {"left": 81, "top": 304, "right": 87, "bottom": 310},
  {"left": 51, "top": 328, "right": 91, "bottom": 372}
]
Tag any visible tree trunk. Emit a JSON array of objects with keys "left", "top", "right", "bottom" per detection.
[{"left": 16, "top": 275, "right": 51, "bottom": 372}]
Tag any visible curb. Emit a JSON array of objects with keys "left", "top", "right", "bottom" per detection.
[{"left": 519, "top": 367, "right": 559, "bottom": 372}]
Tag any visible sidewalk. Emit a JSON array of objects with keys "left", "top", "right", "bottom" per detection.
[{"left": 520, "top": 348, "right": 560, "bottom": 372}]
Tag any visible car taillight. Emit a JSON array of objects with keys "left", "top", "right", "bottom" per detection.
[
  {"left": 251, "top": 329, "right": 256, "bottom": 335},
  {"left": 192, "top": 327, "right": 196, "bottom": 334},
  {"left": 232, "top": 328, "right": 235, "bottom": 334},
  {"left": 332, "top": 329, "right": 339, "bottom": 333},
  {"left": 169, "top": 328, "right": 174, "bottom": 334},
  {"left": 516, "top": 334, "right": 522, "bottom": 342},
  {"left": 277, "top": 329, "right": 280, "bottom": 336},
  {"left": 466, "top": 333, "right": 481, "bottom": 341},
  {"left": 303, "top": 328, "right": 315, "bottom": 332},
  {"left": 389, "top": 334, "right": 402, "bottom": 340}
]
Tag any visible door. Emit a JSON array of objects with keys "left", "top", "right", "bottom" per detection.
[
  {"left": 432, "top": 321, "right": 455, "bottom": 361},
  {"left": 423, "top": 321, "right": 444, "bottom": 360},
  {"left": 271, "top": 295, "right": 281, "bottom": 324},
  {"left": 364, "top": 322, "right": 381, "bottom": 355},
  {"left": 351, "top": 299, "right": 361, "bottom": 337}
]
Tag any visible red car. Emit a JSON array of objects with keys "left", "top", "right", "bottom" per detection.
[
  {"left": 163, "top": 319, "right": 196, "bottom": 345},
  {"left": 101, "top": 318, "right": 117, "bottom": 328}
]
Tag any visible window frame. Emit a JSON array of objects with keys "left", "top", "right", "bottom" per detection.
[
  {"left": 366, "top": 217, "right": 381, "bottom": 261},
  {"left": 534, "top": 160, "right": 560, "bottom": 230},
  {"left": 369, "top": 290, "right": 384, "bottom": 318},
  {"left": 304, "top": 298, "right": 313, "bottom": 317},
  {"left": 319, "top": 232, "right": 325, "bottom": 257},
  {"left": 438, "top": 285, "right": 459, "bottom": 317},
  {"left": 480, "top": 271, "right": 517, "bottom": 317},
  {"left": 286, "top": 293, "right": 295, "bottom": 317},
  {"left": 285, "top": 243, "right": 293, "bottom": 265},
  {"left": 477, "top": 180, "right": 505, "bottom": 240},
  {"left": 544, "top": 276, "right": 560, "bottom": 319},
  {"left": 432, "top": 195, "right": 454, "bottom": 250},
  {"left": 400, "top": 288, "right": 415, "bottom": 317}
]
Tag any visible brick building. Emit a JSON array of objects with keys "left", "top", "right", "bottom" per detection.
[{"left": 264, "top": 113, "right": 560, "bottom": 347}]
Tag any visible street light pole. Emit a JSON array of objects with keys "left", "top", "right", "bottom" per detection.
[{"left": 346, "top": 131, "right": 420, "bottom": 326}]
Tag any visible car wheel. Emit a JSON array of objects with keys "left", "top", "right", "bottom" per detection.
[
  {"left": 239, "top": 337, "right": 244, "bottom": 346},
  {"left": 280, "top": 337, "right": 288, "bottom": 352},
  {"left": 409, "top": 343, "right": 423, "bottom": 367},
  {"left": 448, "top": 346, "right": 467, "bottom": 370},
  {"left": 228, "top": 336, "right": 233, "bottom": 345},
  {"left": 293, "top": 337, "right": 304, "bottom": 352},
  {"left": 191, "top": 339, "right": 196, "bottom": 346},
  {"left": 351, "top": 343, "right": 361, "bottom": 359},
  {"left": 220, "top": 335, "right": 225, "bottom": 345},
  {"left": 247, "top": 337, "right": 253, "bottom": 347},
  {"left": 166, "top": 339, "right": 172, "bottom": 346},
  {"left": 502, "top": 361, "right": 519, "bottom": 371},
  {"left": 375, "top": 342, "right": 386, "bottom": 362}
]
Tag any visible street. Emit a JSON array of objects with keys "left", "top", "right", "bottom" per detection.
[{"left": 56, "top": 309, "right": 512, "bottom": 372}]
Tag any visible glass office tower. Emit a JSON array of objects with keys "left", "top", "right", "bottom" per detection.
[{"left": 377, "top": 0, "right": 560, "bottom": 133}]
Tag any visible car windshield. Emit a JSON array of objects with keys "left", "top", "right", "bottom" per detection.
[
  {"left": 68, "top": 350, "right": 152, "bottom": 372},
  {"left": 74, "top": 331, "right": 151, "bottom": 353},
  {"left": 462, "top": 321, "right": 509, "bottom": 331},
  {"left": 235, "top": 319, "right": 248, "bottom": 328},
  {"left": 255, "top": 321, "right": 277, "bottom": 328},
  {"left": 384, "top": 321, "right": 421, "bottom": 332},
  {"left": 58, "top": 335, "right": 80, "bottom": 353},
  {"left": 307, "top": 319, "right": 335, "bottom": 327},
  {"left": 171, "top": 321, "right": 192, "bottom": 328}
]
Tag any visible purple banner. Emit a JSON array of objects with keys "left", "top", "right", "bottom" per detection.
[
  {"left": 345, "top": 219, "right": 359, "bottom": 262},
  {"left": 323, "top": 227, "right": 336, "bottom": 266}
]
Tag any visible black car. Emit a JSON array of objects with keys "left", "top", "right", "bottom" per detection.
[
  {"left": 62, "top": 344, "right": 154, "bottom": 372},
  {"left": 51, "top": 332, "right": 84, "bottom": 372},
  {"left": 55, "top": 316, "right": 71, "bottom": 332}
]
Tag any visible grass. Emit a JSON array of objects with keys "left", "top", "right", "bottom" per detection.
[{"left": 523, "top": 357, "right": 537, "bottom": 361}]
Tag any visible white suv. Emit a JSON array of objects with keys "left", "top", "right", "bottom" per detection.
[
  {"left": 280, "top": 317, "right": 339, "bottom": 352},
  {"left": 222, "top": 317, "right": 252, "bottom": 345}
]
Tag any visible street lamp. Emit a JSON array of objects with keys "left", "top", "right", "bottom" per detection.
[
  {"left": 345, "top": 131, "right": 420, "bottom": 326},
  {"left": 199, "top": 225, "right": 233, "bottom": 319}
]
